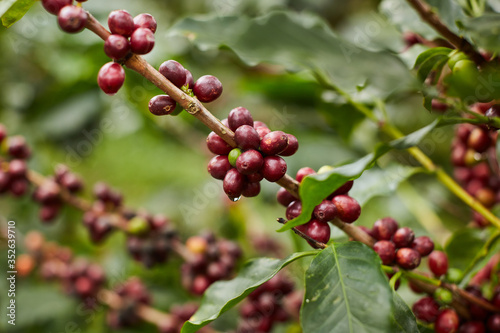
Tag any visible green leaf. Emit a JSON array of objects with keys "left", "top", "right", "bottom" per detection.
[
  {"left": 181, "top": 251, "right": 317, "bottom": 333},
  {"left": 464, "top": 13, "right": 500, "bottom": 52},
  {"left": 301, "top": 243, "right": 417, "bottom": 332},
  {"left": 445, "top": 227, "right": 494, "bottom": 271},
  {"left": 392, "top": 292, "right": 420, "bottom": 333},
  {"left": 279, "top": 119, "right": 439, "bottom": 232},
  {"left": 169, "top": 11, "right": 413, "bottom": 98},
  {"left": 459, "top": 231, "right": 500, "bottom": 287},
  {"left": 414, "top": 48, "right": 453, "bottom": 70},
  {"left": 414, "top": 48, "right": 452, "bottom": 83},
  {"left": 1, "top": 0, "right": 35, "bottom": 28}
]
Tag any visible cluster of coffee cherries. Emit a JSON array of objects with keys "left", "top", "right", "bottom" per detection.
[
  {"left": 126, "top": 213, "right": 178, "bottom": 268},
  {"left": 412, "top": 255, "right": 500, "bottom": 333},
  {"left": 148, "top": 59, "right": 223, "bottom": 116},
  {"left": 41, "top": 0, "right": 88, "bottom": 34},
  {"left": 181, "top": 232, "right": 242, "bottom": 295},
  {"left": 206, "top": 107, "right": 298, "bottom": 200},
  {"left": 107, "top": 277, "right": 153, "bottom": 329},
  {"left": 62, "top": 259, "right": 107, "bottom": 308},
  {"left": 33, "top": 164, "right": 83, "bottom": 222},
  {"left": 98, "top": 10, "right": 158, "bottom": 95},
  {"left": 0, "top": 124, "right": 31, "bottom": 197},
  {"left": 277, "top": 167, "right": 360, "bottom": 247},
  {"left": 451, "top": 104, "right": 500, "bottom": 227},
  {"left": 362, "top": 217, "right": 434, "bottom": 270},
  {"left": 237, "top": 274, "right": 299, "bottom": 333}
]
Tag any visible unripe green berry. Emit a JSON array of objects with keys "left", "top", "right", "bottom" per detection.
[
  {"left": 447, "top": 50, "right": 468, "bottom": 70},
  {"left": 445, "top": 268, "right": 463, "bottom": 284},
  {"left": 228, "top": 148, "right": 242, "bottom": 167},
  {"left": 317, "top": 165, "right": 334, "bottom": 174},
  {"left": 127, "top": 217, "right": 150, "bottom": 235},
  {"left": 434, "top": 287, "right": 453, "bottom": 305}
]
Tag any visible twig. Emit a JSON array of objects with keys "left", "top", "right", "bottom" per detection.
[{"left": 277, "top": 218, "right": 327, "bottom": 249}]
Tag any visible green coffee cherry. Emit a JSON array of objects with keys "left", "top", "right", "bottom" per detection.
[
  {"left": 228, "top": 148, "right": 242, "bottom": 167},
  {"left": 447, "top": 51, "right": 468, "bottom": 70},
  {"left": 127, "top": 217, "right": 150, "bottom": 236},
  {"left": 445, "top": 268, "right": 463, "bottom": 284},
  {"left": 434, "top": 287, "right": 453, "bottom": 305}
]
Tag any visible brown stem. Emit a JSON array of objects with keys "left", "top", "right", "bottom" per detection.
[
  {"left": 405, "top": 0, "right": 485, "bottom": 66},
  {"left": 331, "top": 218, "right": 376, "bottom": 247},
  {"left": 277, "top": 218, "right": 327, "bottom": 249},
  {"left": 444, "top": 282, "right": 500, "bottom": 313}
]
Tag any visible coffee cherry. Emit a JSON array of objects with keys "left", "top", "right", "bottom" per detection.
[
  {"left": 488, "top": 314, "right": 500, "bottom": 333},
  {"left": 373, "top": 240, "right": 396, "bottom": 265},
  {"left": 392, "top": 227, "right": 415, "bottom": 248},
  {"left": 97, "top": 62, "right": 125, "bottom": 95},
  {"left": 331, "top": 195, "right": 360, "bottom": 223},
  {"left": 435, "top": 309, "right": 460, "bottom": 333},
  {"left": 59, "top": 173, "right": 83, "bottom": 193},
  {"left": 286, "top": 200, "right": 302, "bottom": 220},
  {"left": 191, "top": 275, "right": 211, "bottom": 295},
  {"left": 193, "top": 75, "right": 223, "bottom": 103},
  {"left": 396, "top": 248, "right": 421, "bottom": 270},
  {"left": 458, "top": 322, "right": 486, "bottom": 333},
  {"left": 296, "top": 167, "right": 315, "bottom": 183},
  {"left": 234, "top": 125, "right": 260, "bottom": 150},
  {"left": 412, "top": 297, "right": 440, "bottom": 323},
  {"left": 223, "top": 168, "right": 245, "bottom": 199},
  {"left": 260, "top": 131, "right": 289, "bottom": 156},
  {"left": 148, "top": 95, "right": 177, "bottom": 116},
  {"left": 236, "top": 149, "right": 264, "bottom": 175},
  {"left": 8, "top": 136, "right": 31, "bottom": 159},
  {"left": 277, "top": 188, "right": 295, "bottom": 207},
  {"left": 39, "top": 204, "right": 61, "bottom": 222},
  {"left": 42, "top": 0, "right": 72, "bottom": 15},
  {"left": 0, "top": 124, "right": 6, "bottom": 142},
  {"left": 412, "top": 236, "right": 434, "bottom": 256},
  {"left": 242, "top": 181, "right": 261, "bottom": 197},
  {"left": 159, "top": 60, "right": 187, "bottom": 88},
  {"left": 228, "top": 148, "right": 242, "bottom": 167},
  {"left": 104, "top": 34, "right": 130, "bottom": 60},
  {"left": 184, "top": 69, "right": 194, "bottom": 89},
  {"left": 206, "top": 131, "right": 232, "bottom": 155},
  {"left": 428, "top": 251, "right": 449, "bottom": 277},
  {"left": 306, "top": 220, "right": 331, "bottom": 244},
  {"left": 0, "top": 172, "right": 11, "bottom": 193},
  {"left": 207, "top": 155, "right": 231, "bottom": 180},
  {"left": 313, "top": 200, "right": 337, "bottom": 222},
  {"left": 130, "top": 28, "right": 155, "bottom": 54},
  {"left": 435, "top": 288, "right": 453, "bottom": 305},
  {"left": 8, "top": 159, "right": 27, "bottom": 178},
  {"left": 58, "top": 5, "right": 88, "bottom": 33},
  {"left": 34, "top": 181, "right": 60, "bottom": 204},
  {"left": 108, "top": 10, "right": 134, "bottom": 37},
  {"left": 133, "top": 13, "right": 157, "bottom": 33},
  {"left": 10, "top": 179, "right": 28, "bottom": 196},
  {"left": 372, "top": 217, "right": 398, "bottom": 241},
  {"left": 279, "top": 134, "right": 299, "bottom": 156},
  {"left": 246, "top": 171, "right": 263, "bottom": 183},
  {"left": 228, "top": 107, "right": 253, "bottom": 132},
  {"left": 262, "top": 156, "right": 287, "bottom": 182},
  {"left": 468, "top": 128, "right": 491, "bottom": 153}
]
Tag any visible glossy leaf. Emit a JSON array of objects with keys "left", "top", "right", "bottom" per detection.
[
  {"left": 301, "top": 242, "right": 417, "bottom": 332},
  {"left": 170, "top": 11, "right": 413, "bottom": 98},
  {"left": 181, "top": 251, "right": 317, "bottom": 333},
  {"left": 1, "top": 0, "right": 35, "bottom": 28},
  {"left": 445, "top": 227, "right": 494, "bottom": 271},
  {"left": 392, "top": 291, "right": 421, "bottom": 333},
  {"left": 464, "top": 13, "right": 500, "bottom": 52},
  {"left": 279, "top": 119, "right": 439, "bottom": 231}
]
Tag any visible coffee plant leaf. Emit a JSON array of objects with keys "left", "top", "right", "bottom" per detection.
[
  {"left": 445, "top": 227, "right": 495, "bottom": 271},
  {"left": 414, "top": 47, "right": 453, "bottom": 83},
  {"left": 463, "top": 13, "right": 500, "bottom": 52},
  {"left": 392, "top": 291, "right": 421, "bottom": 333},
  {"left": 0, "top": 0, "right": 35, "bottom": 28},
  {"left": 279, "top": 119, "right": 439, "bottom": 232},
  {"left": 301, "top": 242, "right": 418, "bottom": 332},
  {"left": 181, "top": 251, "right": 317, "bottom": 333},
  {"left": 169, "top": 10, "right": 413, "bottom": 99}
]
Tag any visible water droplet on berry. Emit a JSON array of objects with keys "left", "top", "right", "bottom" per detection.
[{"left": 230, "top": 196, "right": 241, "bottom": 202}]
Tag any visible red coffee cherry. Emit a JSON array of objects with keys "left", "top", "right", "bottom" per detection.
[
  {"left": 159, "top": 60, "right": 187, "bottom": 88},
  {"left": 133, "top": 13, "right": 157, "bottom": 33},
  {"left": 392, "top": 227, "right": 415, "bottom": 248},
  {"left": 260, "top": 131, "right": 289, "bottom": 156},
  {"left": 295, "top": 167, "right": 315, "bottom": 183},
  {"left": 372, "top": 217, "right": 399, "bottom": 241},
  {"left": 228, "top": 107, "right": 253, "bottom": 132},
  {"left": 286, "top": 200, "right": 302, "bottom": 220},
  {"left": 331, "top": 195, "right": 361, "bottom": 223},
  {"left": 108, "top": 10, "right": 134, "bottom": 37},
  {"left": 193, "top": 75, "right": 223, "bottom": 103},
  {"left": 279, "top": 134, "right": 299, "bottom": 156},
  {"left": 206, "top": 131, "right": 232, "bottom": 155},
  {"left": 236, "top": 149, "right": 264, "bottom": 175},
  {"left": 262, "top": 156, "right": 287, "bottom": 182},
  {"left": 395, "top": 248, "right": 421, "bottom": 270},
  {"left": 97, "top": 62, "right": 125, "bottom": 95},
  {"left": 467, "top": 127, "right": 491, "bottom": 153},
  {"left": 373, "top": 240, "right": 396, "bottom": 265},
  {"left": 412, "top": 236, "right": 434, "bottom": 256},
  {"left": 306, "top": 220, "right": 331, "bottom": 244},
  {"left": 234, "top": 125, "right": 260, "bottom": 150},
  {"left": 458, "top": 321, "right": 486, "bottom": 333},
  {"left": 223, "top": 168, "right": 245, "bottom": 199},
  {"left": 435, "top": 309, "right": 460, "bottom": 333},
  {"left": 58, "top": 5, "right": 88, "bottom": 33},
  {"left": 242, "top": 182, "right": 261, "bottom": 197},
  {"left": 313, "top": 200, "right": 337, "bottom": 222},
  {"left": 277, "top": 188, "right": 295, "bottom": 207},
  {"left": 130, "top": 28, "right": 155, "bottom": 54},
  {"left": 428, "top": 251, "right": 449, "bottom": 277},
  {"left": 412, "top": 297, "right": 440, "bottom": 323},
  {"left": 42, "top": 0, "right": 73, "bottom": 15},
  {"left": 148, "top": 95, "right": 177, "bottom": 116},
  {"left": 104, "top": 34, "right": 130, "bottom": 60}
]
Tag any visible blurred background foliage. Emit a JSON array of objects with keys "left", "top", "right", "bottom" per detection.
[{"left": 0, "top": 0, "right": 487, "bottom": 332}]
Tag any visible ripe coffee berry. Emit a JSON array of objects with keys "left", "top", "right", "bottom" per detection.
[
  {"left": 428, "top": 251, "right": 449, "bottom": 277},
  {"left": 296, "top": 167, "right": 315, "bottom": 183},
  {"left": 488, "top": 314, "right": 500, "bottom": 333},
  {"left": 372, "top": 217, "right": 398, "bottom": 240},
  {"left": 8, "top": 159, "right": 27, "bottom": 178},
  {"left": 373, "top": 240, "right": 396, "bottom": 265},
  {"left": 228, "top": 107, "right": 253, "bottom": 132},
  {"left": 223, "top": 168, "right": 245, "bottom": 199},
  {"left": 130, "top": 28, "right": 155, "bottom": 54},
  {"left": 97, "top": 62, "right": 125, "bottom": 95},
  {"left": 8, "top": 135, "right": 30, "bottom": 159},
  {"left": 458, "top": 321, "right": 485, "bottom": 333},
  {"left": 332, "top": 195, "right": 361, "bottom": 223},
  {"left": 184, "top": 70, "right": 194, "bottom": 89},
  {"left": 392, "top": 227, "right": 415, "bottom": 248},
  {"left": 148, "top": 95, "right": 177, "bottom": 116},
  {"left": 277, "top": 188, "right": 295, "bottom": 207},
  {"left": 412, "top": 297, "right": 440, "bottom": 323},
  {"left": 234, "top": 125, "right": 260, "bottom": 150},
  {"left": 0, "top": 124, "right": 6, "bottom": 142},
  {"left": 313, "top": 200, "right": 337, "bottom": 222},
  {"left": 286, "top": 200, "right": 302, "bottom": 220},
  {"left": 306, "top": 220, "right": 331, "bottom": 244},
  {"left": 435, "top": 309, "right": 460, "bottom": 333},
  {"left": 467, "top": 128, "right": 491, "bottom": 153},
  {"left": 395, "top": 248, "right": 421, "bottom": 270},
  {"left": 262, "top": 156, "right": 287, "bottom": 182},
  {"left": 58, "top": 5, "right": 88, "bottom": 33},
  {"left": 206, "top": 131, "right": 232, "bottom": 155},
  {"left": 280, "top": 134, "right": 299, "bottom": 156},
  {"left": 260, "top": 131, "right": 289, "bottom": 156},
  {"left": 133, "top": 13, "right": 157, "bottom": 33},
  {"left": 193, "top": 75, "right": 223, "bottom": 103},
  {"left": 242, "top": 182, "right": 261, "bottom": 197},
  {"left": 236, "top": 149, "right": 264, "bottom": 175},
  {"left": 159, "top": 60, "right": 187, "bottom": 88},
  {"left": 104, "top": 34, "right": 130, "bottom": 60},
  {"left": 108, "top": 10, "right": 134, "bottom": 37},
  {"left": 412, "top": 236, "right": 434, "bottom": 256},
  {"left": 207, "top": 155, "right": 231, "bottom": 180},
  {"left": 42, "top": 0, "right": 72, "bottom": 15}
]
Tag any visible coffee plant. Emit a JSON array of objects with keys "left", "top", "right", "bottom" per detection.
[{"left": 2, "top": 0, "right": 500, "bottom": 332}]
